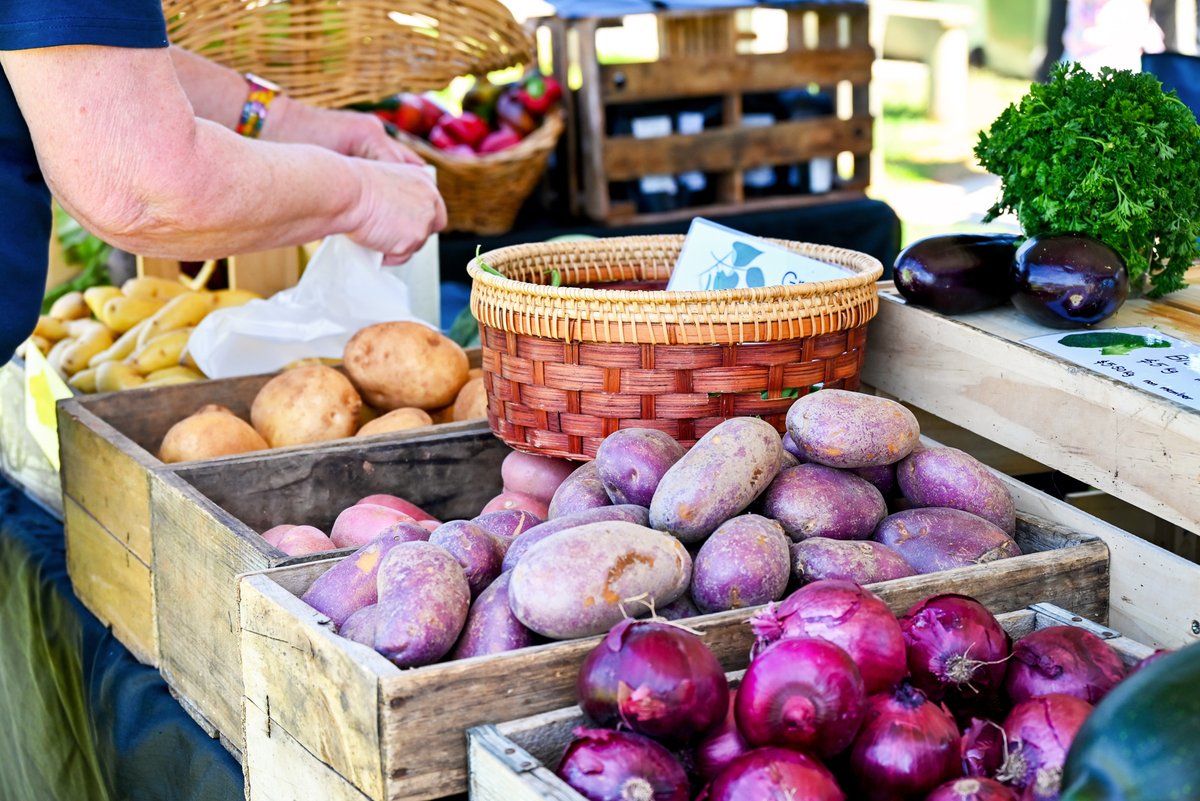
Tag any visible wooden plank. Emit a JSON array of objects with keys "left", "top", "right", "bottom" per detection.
[
  {"left": 576, "top": 19, "right": 610, "bottom": 223},
  {"left": 63, "top": 496, "right": 157, "bottom": 665},
  {"left": 601, "top": 187, "right": 869, "bottom": 227},
  {"left": 602, "top": 115, "right": 872, "bottom": 181},
  {"left": 227, "top": 247, "right": 302, "bottom": 297},
  {"left": 0, "top": 359, "right": 62, "bottom": 517}
]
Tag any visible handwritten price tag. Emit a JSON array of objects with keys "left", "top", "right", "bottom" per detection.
[{"left": 22, "top": 343, "right": 73, "bottom": 470}]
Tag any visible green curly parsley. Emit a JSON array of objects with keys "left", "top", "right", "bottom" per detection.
[{"left": 974, "top": 62, "right": 1200, "bottom": 298}]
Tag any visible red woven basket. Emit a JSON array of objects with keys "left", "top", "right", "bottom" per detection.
[{"left": 467, "top": 235, "right": 883, "bottom": 460}]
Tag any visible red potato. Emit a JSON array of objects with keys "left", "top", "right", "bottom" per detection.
[
  {"left": 594, "top": 428, "right": 686, "bottom": 507},
  {"left": 450, "top": 571, "right": 539, "bottom": 659},
  {"left": 428, "top": 520, "right": 503, "bottom": 598},
  {"left": 691, "top": 514, "right": 791, "bottom": 614},
  {"left": 760, "top": 463, "right": 887, "bottom": 541},
  {"left": 261, "top": 524, "right": 296, "bottom": 547},
  {"left": 299, "top": 525, "right": 428, "bottom": 626},
  {"left": 501, "top": 504, "right": 651, "bottom": 573},
  {"left": 418, "top": 519, "right": 440, "bottom": 533},
  {"left": 338, "top": 604, "right": 378, "bottom": 647},
  {"left": 355, "top": 493, "right": 439, "bottom": 524},
  {"left": 330, "top": 503, "right": 418, "bottom": 549},
  {"left": 275, "top": 525, "right": 337, "bottom": 557},
  {"left": 501, "top": 450, "right": 577, "bottom": 504},
  {"left": 375, "top": 541, "right": 471, "bottom": 667},
  {"left": 873, "top": 508, "right": 1021, "bottom": 574},
  {"left": 547, "top": 460, "right": 612, "bottom": 519},
  {"left": 791, "top": 538, "right": 916, "bottom": 586},
  {"left": 481, "top": 490, "right": 550, "bottom": 520},
  {"left": 896, "top": 447, "right": 1017, "bottom": 535},
  {"left": 786, "top": 388, "right": 920, "bottom": 468}
]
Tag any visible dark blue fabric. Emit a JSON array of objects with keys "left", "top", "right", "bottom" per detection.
[
  {"left": 0, "top": 473, "right": 242, "bottom": 801},
  {"left": 1142, "top": 51, "right": 1200, "bottom": 122},
  {"left": 0, "top": 0, "right": 167, "bottom": 367}
]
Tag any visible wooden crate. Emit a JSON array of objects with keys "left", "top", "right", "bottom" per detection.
[
  {"left": 536, "top": 3, "right": 873, "bottom": 225},
  {"left": 136, "top": 247, "right": 303, "bottom": 299},
  {"left": 238, "top": 487, "right": 1107, "bottom": 801},
  {"left": 153, "top": 424, "right": 507, "bottom": 759},
  {"left": 467, "top": 602, "right": 1156, "bottom": 801},
  {"left": 55, "top": 351, "right": 483, "bottom": 670}
]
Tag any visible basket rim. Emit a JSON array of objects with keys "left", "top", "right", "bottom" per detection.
[{"left": 466, "top": 235, "right": 884, "bottom": 304}]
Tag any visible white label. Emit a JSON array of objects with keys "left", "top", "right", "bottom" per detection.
[
  {"left": 809, "top": 157, "right": 834, "bottom": 193},
  {"left": 677, "top": 111, "right": 705, "bottom": 136}
]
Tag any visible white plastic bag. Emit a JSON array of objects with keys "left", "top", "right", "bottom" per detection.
[{"left": 189, "top": 233, "right": 439, "bottom": 379}]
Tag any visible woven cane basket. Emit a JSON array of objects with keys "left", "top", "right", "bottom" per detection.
[
  {"left": 161, "top": 0, "right": 532, "bottom": 108},
  {"left": 468, "top": 235, "right": 884, "bottom": 460},
  {"left": 394, "top": 109, "right": 564, "bottom": 235}
]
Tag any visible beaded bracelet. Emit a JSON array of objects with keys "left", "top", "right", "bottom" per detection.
[{"left": 235, "top": 73, "right": 281, "bottom": 139}]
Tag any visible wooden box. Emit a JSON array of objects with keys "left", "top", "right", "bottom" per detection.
[
  {"left": 135, "top": 247, "right": 304, "bottom": 299},
  {"left": 467, "top": 603, "right": 1155, "bottom": 801},
  {"left": 238, "top": 483, "right": 1107, "bottom": 801},
  {"left": 536, "top": 3, "right": 873, "bottom": 225},
  {"left": 152, "top": 424, "right": 506, "bottom": 758}
]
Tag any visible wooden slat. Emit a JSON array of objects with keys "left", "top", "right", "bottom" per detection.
[
  {"left": 598, "top": 47, "right": 872, "bottom": 103},
  {"left": 0, "top": 360, "right": 62, "bottom": 517},
  {"left": 602, "top": 115, "right": 872, "bottom": 180},
  {"left": 601, "top": 187, "right": 869, "bottom": 227},
  {"left": 227, "top": 247, "right": 302, "bottom": 297},
  {"left": 63, "top": 496, "right": 157, "bottom": 665}
]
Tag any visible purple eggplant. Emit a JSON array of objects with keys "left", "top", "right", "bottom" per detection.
[
  {"left": 1010, "top": 233, "right": 1129, "bottom": 328},
  {"left": 893, "top": 233, "right": 1018, "bottom": 314}
]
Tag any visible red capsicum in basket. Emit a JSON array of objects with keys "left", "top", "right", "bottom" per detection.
[
  {"left": 516, "top": 72, "right": 562, "bottom": 116},
  {"left": 435, "top": 111, "right": 490, "bottom": 150}
]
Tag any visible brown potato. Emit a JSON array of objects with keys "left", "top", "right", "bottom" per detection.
[
  {"left": 452, "top": 376, "right": 488, "bottom": 421},
  {"left": 250, "top": 364, "right": 362, "bottom": 448},
  {"left": 355, "top": 407, "right": 433, "bottom": 437},
  {"left": 343, "top": 322, "right": 468, "bottom": 411},
  {"left": 159, "top": 409, "right": 269, "bottom": 463}
]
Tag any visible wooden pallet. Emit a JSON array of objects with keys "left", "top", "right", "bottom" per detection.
[
  {"left": 536, "top": 3, "right": 873, "bottom": 225},
  {"left": 238, "top": 485, "right": 1107, "bottom": 801},
  {"left": 467, "top": 603, "right": 1155, "bottom": 801}
]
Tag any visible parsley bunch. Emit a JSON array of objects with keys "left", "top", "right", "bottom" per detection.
[{"left": 975, "top": 62, "right": 1200, "bottom": 297}]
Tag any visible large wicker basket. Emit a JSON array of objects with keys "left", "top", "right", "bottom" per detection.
[
  {"left": 162, "top": 0, "right": 533, "bottom": 108},
  {"left": 393, "top": 110, "right": 564, "bottom": 235},
  {"left": 468, "top": 236, "right": 884, "bottom": 460}
]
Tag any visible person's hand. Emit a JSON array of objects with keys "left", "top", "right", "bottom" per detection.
[
  {"left": 347, "top": 160, "right": 447, "bottom": 265},
  {"left": 275, "top": 101, "right": 425, "bottom": 165}
]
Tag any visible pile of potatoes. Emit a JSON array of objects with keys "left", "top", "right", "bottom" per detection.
[
  {"left": 270, "top": 388, "right": 1024, "bottom": 670},
  {"left": 158, "top": 321, "right": 487, "bottom": 463},
  {"left": 20, "top": 278, "right": 260, "bottom": 392}
]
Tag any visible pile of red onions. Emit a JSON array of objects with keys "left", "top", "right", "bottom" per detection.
[
  {"left": 995, "top": 694, "right": 1093, "bottom": 798},
  {"left": 1005, "top": 625, "right": 1126, "bottom": 704}
]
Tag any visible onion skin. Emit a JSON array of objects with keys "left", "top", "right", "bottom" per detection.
[
  {"left": 556, "top": 727, "right": 690, "bottom": 801},
  {"left": 926, "top": 777, "right": 1020, "bottom": 801},
  {"left": 691, "top": 691, "right": 751, "bottom": 784},
  {"left": 735, "top": 636, "right": 866, "bottom": 757},
  {"left": 577, "top": 619, "right": 729, "bottom": 745},
  {"left": 702, "top": 747, "right": 845, "bottom": 801},
  {"left": 961, "top": 717, "right": 1006, "bottom": 778},
  {"left": 997, "top": 694, "right": 1093, "bottom": 796},
  {"left": 1004, "top": 626, "right": 1125, "bottom": 705},
  {"left": 846, "top": 682, "right": 962, "bottom": 801},
  {"left": 750, "top": 579, "right": 907, "bottom": 695},
  {"left": 899, "top": 594, "right": 1011, "bottom": 716}
]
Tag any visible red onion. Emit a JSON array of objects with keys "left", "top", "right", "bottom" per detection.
[
  {"left": 556, "top": 727, "right": 690, "bottom": 801},
  {"left": 735, "top": 636, "right": 866, "bottom": 757},
  {"left": 702, "top": 747, "right": 845, "bottom": 801},
  {"left": 900, "top": 594, "right": 1011, "bottom": 714},
  {"left": 846, "top": 681, "right": 961, "bottom": 801},
  {"left": 1004, "top": 626, "right": 1125, "bottom": 705},
  {"left": 927, "top": 777, "right": 1019, "bottom": 801},
  {"left": 576, "top": 619, "right": 729, "bottom": 744},
  {"left": 1131, "top": 647, "right": 1172, "bottom": 675},
  {"left": 692, "top": 690, "right": 750, "bottom": 783},
  {"left": 961, "top": 718, "right": 1006, "bottom": 778},
  {"left": 750, "top": 579, "right": 907, "bottom": 694},
  {"left": 996, "top": 694, "right": 1092, "bottom": 797}
]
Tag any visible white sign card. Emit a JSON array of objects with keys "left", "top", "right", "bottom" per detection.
[
  {"left": 1023, "top": 326, "right": 1200, "bottom": 411},
  {"left": 667, "top": 217, "right": 855, "bottom": 292}
]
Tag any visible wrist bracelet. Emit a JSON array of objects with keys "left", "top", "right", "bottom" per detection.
[{"left": 235, "top": 73, "right": 281, "bottom": 139}]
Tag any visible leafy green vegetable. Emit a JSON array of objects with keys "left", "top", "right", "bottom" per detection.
[
  {"left": 446, "top": 304, "right": 480, "bottom": 348},
  {"left": 42, "top": 206, "right": 112, "bottom": 313},
  {"left": 974, "top": 62, "right": 1200, "bottom": 298}
]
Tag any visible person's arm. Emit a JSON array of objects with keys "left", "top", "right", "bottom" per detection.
[
  {"left": 1, "top": 44, "right": 444, "bottom": 264},
  {"left": 167, "top": 46, "right": 423, "bottom": 165}
]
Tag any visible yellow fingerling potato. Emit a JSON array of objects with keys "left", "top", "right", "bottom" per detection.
[
  {"left": 83, "top": 286, "right": 123, "bottom": 318},
  {"left": 137, "top": 292, "right": 217, "bottom": 346},
  {"left": 99, "top": 295, "right": 166, "bottom": 333},
  {"left": 143, "top": 365, "right": 204, "bottom": 386},
  {"left": 121, "top": 276, "right": 191, "bottom": 302},
  {"left": 95, "top": 361, "right": 148, "bottom": 393},
  {"left": 211, "top": 288, "right": 263, "bottom": 309},
  {"left": 65, "top": 318, "right": 108, "bottom": 338},
  {"left": 126, "top": 327, "right": 192, "bottom": 374},
  {"left": 47, "top": 291, "right": 89, "bottom": 320},
  {"left": 28, "top": 335, "right": 52, "bottom": 355},
  {"left": 45, "top": 337, "right": 75, "bottom": 374},
  {"left": 33, "top": 315, "right": 70, "bottom": 342},
  {"left": 68, "top": 367, "right": 98, "bottom": 393},
  {"left": 88, "top": 318, "right": 150, "bottom": 367},
  {"left": 59, "top": 325, "right": 115, "bottom": 376}
]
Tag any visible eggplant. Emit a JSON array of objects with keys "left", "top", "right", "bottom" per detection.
[
  {"left": 892, "top": 233, "right": 1018, "bottom": 314},
  {"left": 1011, "top": 233, "right": 1128, "bottom": 328}
]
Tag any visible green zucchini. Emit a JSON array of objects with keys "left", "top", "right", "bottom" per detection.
[{"left": 1060, "top": 641, "right": 1200, "bottom": 801}]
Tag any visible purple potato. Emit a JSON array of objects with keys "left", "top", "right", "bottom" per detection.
[
  {"left": 691, "top": 514, "right": 791, "bottom": 613},
  {"left": 470, "top": 509, "right": 544, "bottom": 557},
  {"left": 450, "top": 571, "right": 539, "bottom": 659},
  {"left": 429, "top": 520, "right": 504, "bottom": 598},
  {"left": 501, "top": 504, "right": 650, "bottom": 572},
  {"left": 791, "top": 538, "right": 916, "bottom": 586},
  {"left": 655, "top": 594, "right": 701, "bottom": 622},
  {"left": 374, "top": 542, "right": 471, "bottom": 667},
  {"left": 851, "top": 462, "right": 898, "bottom": 497},
  {"left": 872, "top": 507, "right": 1022, "bottom": 574},
  {"left": 896, "top": 447, "right": 1016, "bottom": 535},
  {"left": 548, "top": 460, "right": 612, "bottom": 518},
  {"left": 595, "top": 428, "right": 686, "bottom": 507},
  {"left": 337, "top": 604, "right": 378, "bottom": 647},
  {"left": 299, "top": 524, "right": 428, "bottom": 626},
  {"left": 786, "top": 388, "right": 920, "bottom": 468},
  {"left": 781, "top": 431, "right": 805, "bottom": 460},
  {"left": 761, "top": 463, "right": 887, "bottom": 541}
]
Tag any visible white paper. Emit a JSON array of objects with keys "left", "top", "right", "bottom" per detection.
[
  {"left": 667, "top": 218, "right": 855, "bottom": 292},
  {"left": 1024, "top": 326, "right": 1200, "bottom": 411}
]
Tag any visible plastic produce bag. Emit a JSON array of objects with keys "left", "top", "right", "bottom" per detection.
[{"left": 188, "top": 233, "right": 438, "bottom": 379}]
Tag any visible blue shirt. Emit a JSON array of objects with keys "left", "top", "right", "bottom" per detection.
[{"left": 0, "top": 2, "right": 167, "bottom": 365}]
